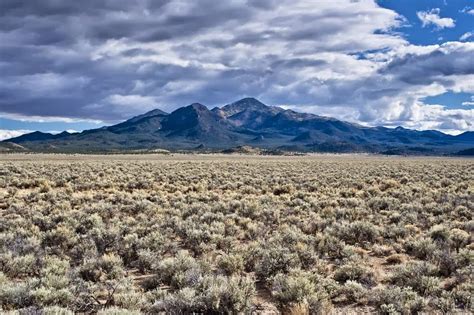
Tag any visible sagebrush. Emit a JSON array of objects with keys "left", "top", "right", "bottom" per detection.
[{"left": 0, "top": 154, "right": 472, "bottom": 314}]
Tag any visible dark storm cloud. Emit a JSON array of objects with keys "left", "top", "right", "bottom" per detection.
[
  {"left": 380, "top": 45, "right": 474, "bottom": 84},
  {"left": 0, "top": 0, "right": 168, "bottom": 17}
]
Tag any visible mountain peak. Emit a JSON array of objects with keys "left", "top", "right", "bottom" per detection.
[
  {"left": 162, "top": 102, "right": 217, "bottom": 132},
  {"left": 455, "top": 131, "right": 474, "bottom": 141},
  {"left": 231, "top": 97, "right": 267, "bottom": 109},
  {"left": 237, "top": 97, "right": 261, "bottom": 102},
  {"left": 123, "top": 108, "right": 168, "bottom": 125},
  {"left": 218, "top": 97, "right": 275, "bottom": 118},
  {"left": 187, "top": 103, "right": 209, "bottom": 111}
]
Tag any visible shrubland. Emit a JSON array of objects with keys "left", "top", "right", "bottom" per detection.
[{"left": 0, "top": 154, "right": 472, "bottom": 314}]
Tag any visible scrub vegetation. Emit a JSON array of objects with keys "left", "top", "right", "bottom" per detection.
[{"left": 0, "top": 154, "right": 472, "bottom": 314}]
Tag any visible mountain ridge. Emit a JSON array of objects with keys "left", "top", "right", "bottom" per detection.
[{"left": 2, "top": 97, "right": 473, "bottom": 155}]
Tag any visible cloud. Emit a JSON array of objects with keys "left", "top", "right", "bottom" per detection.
[
  {"left": 461, "top": 7, "right": 474, "bottom": 15},
  {"left": 0, "top": 0, "right": 472, "bottom": 134},
  {"left": 285, "top": 42, "right": 474, "bottom": 133},
  {"left": 89, "top": 94, "right": 159, "bottom": 117},
  {"left": 417, "top": 8, "right": 455, "bottom": 29},
  {"left": 460, "top": 32, "right": 473, "bottom": 41},
  {"left": 0, "top": 0, "right": 406, "bottom": 121},
  {"left": 462, "top": 96, "right": 474, "bottom": 106},
  {"left": 0, "top": 129, "right": 33, "bottom": 141},
  {"left": 0, "top": 112, "right": 103, "bottom": 124}
]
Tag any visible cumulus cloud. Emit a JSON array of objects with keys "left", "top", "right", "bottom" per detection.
[
  {"left": 0, "top": 0, "right": 472, "bottom": 133},
  {"left": 417, "top": 8, "right": 455, "bottom": 29},
  {"left": 460, "top": 32, "right": 473, "bottom": 41}
]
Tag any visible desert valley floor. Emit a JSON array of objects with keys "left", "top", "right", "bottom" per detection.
[{"left": 0, "top": 154, "right": 472, "bottom": 314}]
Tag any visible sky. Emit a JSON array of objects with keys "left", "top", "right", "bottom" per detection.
[{"left": 0, "top": 0, "right": 473, "bottom": 140}]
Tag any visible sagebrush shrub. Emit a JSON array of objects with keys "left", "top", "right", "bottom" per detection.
[
  {"left": 333, "top": 262, "right": 375, "bottom": 287},
  {"left": 371, "top": 286, "right": 426, "bottom": 314}
]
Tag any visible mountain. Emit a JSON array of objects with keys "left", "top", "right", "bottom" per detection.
[
  {"left": 8, "top": 131, "right": 72, "bottom": 143},
  {"left": 455, "top": 131, "right": 474, "bottom": 142},
  {"left": 0, "top": 142, "right": 27, "bottom": 152},
  {"left": 214, "top": 98, "right": 284, "bottom": 129},
  {"left": 107, "top": 108, "right": 168, "bottom": 134},
  {"left": 455, "top": 148, "right": 474, "bottom": 156},
  {"left": 125, "top": 108, "right": 168, "bottom": 124},
  {"left": 159, "top": 103, "right": 250, "bottom": 146},
  {"left": 3, "top": 97, "right": 474, "bottom": 155}
]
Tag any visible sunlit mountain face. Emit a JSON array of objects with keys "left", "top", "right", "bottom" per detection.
[{"left": 1, "top": 0, "right": 473, "bottom": 141}]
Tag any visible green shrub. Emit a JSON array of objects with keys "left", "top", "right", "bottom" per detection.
[
  {"left": 136, "top": 249, "right": 155, "bottom": 272},
  {"left": 333, "top": 262, "right": 375, "bottom": 287},
  {"left": 0, "top": 252, "right": 37, "bottom": 278},
  {"left": 271, "top": 270, "right": 334, "bottom": 314},
  {"left": 254, "top": 244, "right": 299, "bottom": 281},
  {"left": 271, "top": 272, "right": 316, "bottom": 305},
  {"left": 216, "top": 253, "right": 245, "bottom": 275},
  {"left": 336, "top": 221, "right": 379, "bottom": 247},
  {"left": 42, "top": 225, "right": 77, "bottom": 252},
  {"left": 430, "top": 292, "right": 456, "bottom": 314},
  {"left": 151, "top": 287, "right": 203, "bottom": 314},
  {"left": 449, "top": 228, "right": 470, "bottom": 251},
  {"left": 200, "top": 275, "right": 256, "bottom": 313},
  {"left": 32, "top": 286, "right": 74, "bottom": 308},
  {"left": 0, "top": 273, "right": 35, "bottom": 310},
  {"left": 404, "top": 237, "right": 437, "bottom": 259},
  {"left": 452, "top": 281, "right": 474, "bottom": 310},
  {"left": 371, "top": 286, "right": 426, "bottom": 314},
  {"left": 111, "top": 279, "right": 147, "bottom": 311},
  {"left": 156, "top": 251, "right": 202, "bottom": 288},
  {"left": 340, "top": 280, "right": 367, "bottom": 304},
  {"left": 149, "top": 274, "right": 255, "bottom": 314},
  {"left": 430, "top": 224, "right": 450, "bottom": 243},
  {"left": 79, "top": 253, "right": 124, "bottom": 282},
  {"left": 390, "top": 262, "right": 440, "bottom": 296}
]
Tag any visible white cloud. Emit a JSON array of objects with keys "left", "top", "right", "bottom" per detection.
[
  {"left": 0, "top": 129, "right": 33, "bottom": 141},
  {"left": 104, "top": 94, "right": 157, "bottom": 108},
  {"left": 461, "top": 7, "right": 474, "bottom": 15},
  {"left": 460, "top": 32, "right": 473, "bottom": 41},
  {"left": 48, "top": 130, "right": 80, "bottom": 134},
  {"left": 0, "top": 112, "right": 103, "bottom": 124},
  {"left": 417, "top": 8, "right": 455, "bottom": 29},
  {"left": 462, "top": 96, "right": 474, "bottom": 106}
]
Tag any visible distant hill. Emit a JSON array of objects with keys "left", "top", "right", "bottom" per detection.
[
  {"left": 7, "top": 131, "right": 72, "bottom": 143},
  {"left": 454, "top": 148, "right": 474, "bottom": 156},
  {"left": 3, "top": 98, "right": 474, "bottom": 155},
  {"left": 455, "top": 132, "right": 474, "bottom": 142}
]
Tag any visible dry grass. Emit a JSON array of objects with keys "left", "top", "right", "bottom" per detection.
[{"left": 0, "top": 154, "right": 472, "bottom": 314}]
